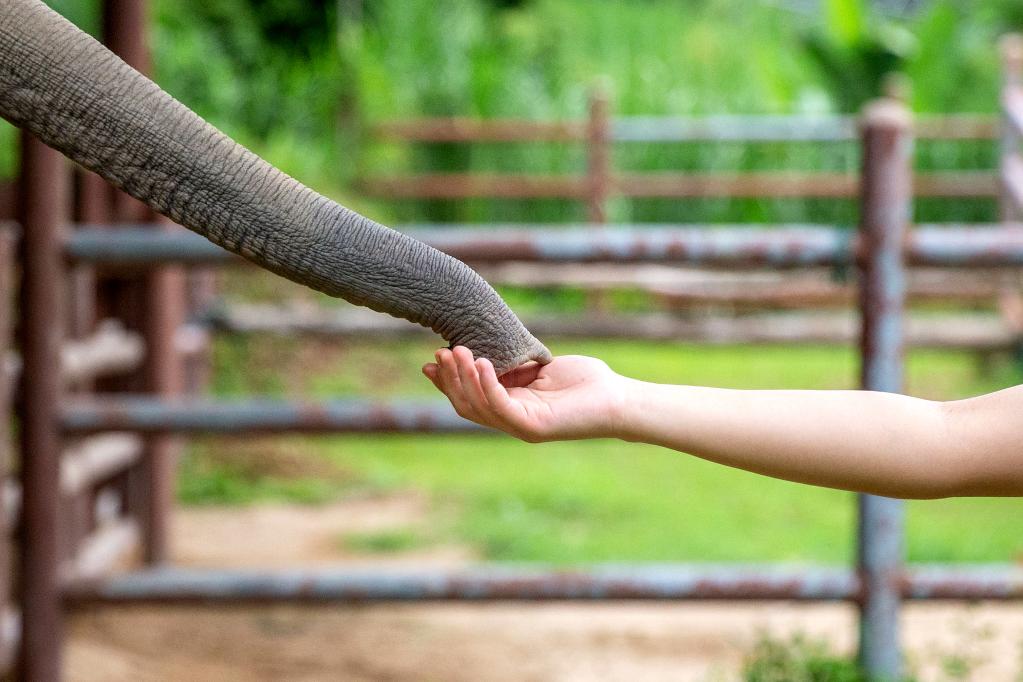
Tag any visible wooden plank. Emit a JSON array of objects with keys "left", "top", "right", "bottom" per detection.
[
  {"left": 373, "top": 115, "right": 996, "bottom": 143},
  {"left": 362, "top": 172, "right": 997, "bottom": 200},
  {"left": 60, "top": 320, "right": 145, "bottom": 386},
  {"left": 915, "top": 115, "right": 999, "bottom": 141},
  {"left": 477, "top": 262, "right": 1023, "bottom": 293},
  {"left": 208, "top": 304, "right": 1019, "bottom": 351},
  {"left": 478, "top": 262, "right": 1017, "bottom": 310},
  {"left": 617, "top": 172, "right": 857, "bottom": 198},
  {"left": 359, "top": 173, "right": 588, "bottom": 199},
  {"left": 373, "top": 118, "right": 586, "bottom": 142},
  {"left": 61, "top": 519, "right": 141, "bottom": 584},
  {"left": 914, "top": 171, "right": 999, "bottom": 198},
  {"left": 61, "top": 435, "right": 143, "bottom": 497},
  {"left": 621, "top": 172, "right": 997, "bottom": 199},
  {"left": 649, "top": 278, "right": 1013, "bottom": 310}
]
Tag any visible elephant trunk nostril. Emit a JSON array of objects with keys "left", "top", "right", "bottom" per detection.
[{"left": 531, "top": 344, "right": 553, "bottom": 366}]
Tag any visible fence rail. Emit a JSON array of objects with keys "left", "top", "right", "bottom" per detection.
[
  {"left": 65, "top": 223, "right": 1023, "bottom": 267},
  {"left": 366, "top": 100, "right": 1003, "bottom": 224},
  {"left": 61, "top": 564, "right": 1023, "bottom": 606},
  {"left": 203, "top": 306, "right": 1020, "bottom": 352},
  {"left": 374, "top": 113, "right": 999, "bottom": 144},
  {"left": 361, "top": 170, "right": 999, "bottom": 200}
]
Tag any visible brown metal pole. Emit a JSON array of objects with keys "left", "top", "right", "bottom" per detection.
[
  {"left": 586, "top": 86, "right": 611, "bottom": 224},
  {"left": 63, "top": 171, "right": 110, "bottom": 566},
  {"left": 0, "top": 225, "right": 17, "bottom": 676},
  {"left": 102, "top": 0, "right": 184, "bottom": 565},
  {"left": 102, "top": 0, "right": 153, "bottom": 223},
  {"left": 69, "top": 172, "right": 108, "bottom": 339},
  {"left": 140, "top": 219, "right": 185, "bottom": 565},
  {"left": 16, "top": 132, "right": 67, "bottom": 682},
  {"left": 856, "top": 97, "right": 912, "bottom": 680}
]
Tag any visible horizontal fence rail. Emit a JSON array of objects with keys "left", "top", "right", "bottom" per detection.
[
  {"left": 359, "top": 171, "right": 998, "bottom": 200},
  {"left": 62, "top": 564, "right": 1023, "bottom": 606},
  {"left": 66, "top": 224, "right": 1023, "bottom": 268},
  {"left": 203, "top": 306, "right": 1021, "bottom": 351},
  {"left": 62, "top": 397, "right": 487, "bottom": 435},
  {"left": 373, "top": 114, "right": 998, "bottom": 143}
]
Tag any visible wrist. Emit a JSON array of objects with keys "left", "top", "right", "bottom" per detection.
[{"left": 607, "top": 376, "right": 648, "bottom": 442}]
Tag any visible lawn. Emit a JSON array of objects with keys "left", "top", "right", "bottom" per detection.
[{"left": 181, "top": 334, "right": 1023, "bottom": 565}]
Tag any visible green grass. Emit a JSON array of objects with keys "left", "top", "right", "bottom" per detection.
[
  {"left": 343, "top": 529, "right": 429, "bottom": 554},
  {"left": 742, "top": 634, "right": 878, "bottom": 682},
  {"left": 182, "top": 336, "right": 1023, "bottom": 565}
]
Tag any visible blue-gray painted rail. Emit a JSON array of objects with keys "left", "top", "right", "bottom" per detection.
[
  {"left": 65, "top": 223, "right": 1023, "bottom": 268},
  {"left": 61, "top": 397, "right": 486, "bottom": 435},
  {"left": 62, "top": 565, "right": 1023, "bottom": 606}
]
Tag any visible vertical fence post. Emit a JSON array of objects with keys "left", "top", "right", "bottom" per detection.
[
  {"left": 102, "top": 0, "right": 185, "bottom": 566},
  {"left": 586, "top": 86, "right": 611, "bottom": 224},
  {"left": 0, "top": 225, "right": 18, "bottom": 673},
  {"left": 1000, "top": 34, "right": 1023, "bottom": 223},
  {"left": 856, "top": 97, "right": 912, "bottom": 679},
  {"left": 16, "top": 132, "right": 67, "bottom": 682},
  {"left": 140, "top": 220, "right": 186, "bottom": 565}
]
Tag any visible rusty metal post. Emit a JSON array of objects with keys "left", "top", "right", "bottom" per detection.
[
  {"left": 139, "top": 224, "right": 186, "bottom": 565},
  {"left": 856, "top": 98, "right": 912, "bottom": 679},
  {"left": 16, "top": 132, "right": 67, "bottom": 681},
  {"left": 0, "top": 225, "right": 17, "bottom": 676},
  {"left": 64, "top": 171, "right": 110, "bottom": 565},
  {"left": 1000, "top": 34, "right": 1023, "bottom": 223},
  {"left": 69, "top": 172, "right": 109, "bottom": 339},
  {"left": 102, "top": 0, "right": 152, "bottom": 223},
  {"left": 586, "top": 86, "right": 611, "bottom": 224},
  {"left": 102, "top": 0, "right": 185, "bottom": 566}
]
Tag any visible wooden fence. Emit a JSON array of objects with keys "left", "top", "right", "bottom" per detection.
[{"left": 362, "top": 95, "right": 1001, "bottom": 219}]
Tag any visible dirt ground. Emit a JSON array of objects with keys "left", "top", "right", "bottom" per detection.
[{"left": 65, "top": 495, "right": 1023, "bottom": 681}]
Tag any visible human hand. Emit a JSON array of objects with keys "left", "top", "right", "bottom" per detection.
[{"left": 422, "top": 346, "right": 631, "bottom": 442}]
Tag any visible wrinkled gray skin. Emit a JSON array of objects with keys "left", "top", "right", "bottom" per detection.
[{"left": 0, "top": 0, "right": 551, "bottom": 374}]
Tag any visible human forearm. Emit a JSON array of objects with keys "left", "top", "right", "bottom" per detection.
[
  {"left": 425, "top": 348, "right": 1022, "bottom": 498},
  {"left": 616, "top": 381, "right": 963, "bottom": 498}
]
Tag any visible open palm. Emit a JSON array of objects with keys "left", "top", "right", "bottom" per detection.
[{"left": 423, "top": 347, "right": 628, "bottom": 442}]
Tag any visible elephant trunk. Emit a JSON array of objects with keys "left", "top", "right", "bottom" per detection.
[{"left": 0, "top": 0, "right": 551, "bottom": 374}]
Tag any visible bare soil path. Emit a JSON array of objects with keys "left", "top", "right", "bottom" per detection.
[{"left": 65, "top": 496, "right": 1023, "bottom": 681}]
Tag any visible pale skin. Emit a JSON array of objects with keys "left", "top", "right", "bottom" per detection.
[{"left": 422, "top": 347, "right": 1023, "bottom": 500}]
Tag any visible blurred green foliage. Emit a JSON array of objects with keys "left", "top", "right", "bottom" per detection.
[
  {"left": 2, "top": 0, "right": 1020, "bottom": 224},
  {"left": 742, "top": 633, "right": 874, "bottom": 682}
]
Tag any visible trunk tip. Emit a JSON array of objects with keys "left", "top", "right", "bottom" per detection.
[{"left": 531, "top": 343, "right": 553, "bottom": 366}]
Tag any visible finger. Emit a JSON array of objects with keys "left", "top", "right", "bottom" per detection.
[
  {"left": 421, "top": 363, "right": 442, "bottom": 391},
  {"left": 499, "top": 361, "right": 543, "bottom": 388},
  {"left": 437, "top": 348, "right": 473, "bottom": 416},
  {"left": 478, "top": 357, "right": 519, "bottom": 421},
  {"left": 453, "top": 346, "right": 490, "bottom": 415}
]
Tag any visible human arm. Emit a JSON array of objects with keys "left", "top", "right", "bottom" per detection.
[{"left": 423, "top": 347, "right": 1023, "bottom": 499}]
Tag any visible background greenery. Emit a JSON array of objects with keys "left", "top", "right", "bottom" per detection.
[{"left": 5, "top": 0, "right": 1022, "bottom": 222}]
